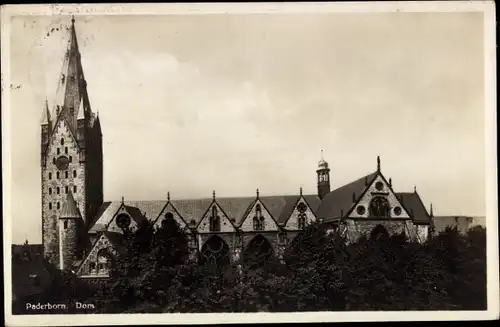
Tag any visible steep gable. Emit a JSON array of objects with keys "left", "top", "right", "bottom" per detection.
[
  {"left": 348, "top": 173, "right": 411, "bottom": 219},
  {"left": 75, "top": 232, "right": 119, "bottom": 277},
  {"left": 239, "top": 199, "right": 280, "bottom": 232},
  {"left": 154, "top": 202, "right": 190, "bottom": 231},
  {"left": 396, "top": 192, "right": 431, "bottom": 224},
  {"left": 105, "top": 203, "right": 139, "bottom": 234},
  {"left": 196, "top": 201, "right": 236, "bottom": 233},
  {"left": 284, "top": 196, "right": 318, "bottom": 230}
]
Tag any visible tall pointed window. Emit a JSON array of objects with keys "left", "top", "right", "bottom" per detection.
[
  {"left": 49, "top": 172, "right": 52, "bottom": 180},
  {"left": 369, "top": 196, "right": 390, "bottom": 218},
  {"left": 61, "top": 138, "right": 64, "bottom": 146},
  {"left": 65, "top": 171, "right": 69, "bottom": 179},
  {"left": 209, "top": 206, "right": 221, "bottom": 232},
  {"left": 253, "top": 204, "right": 265, "bottom": 231},
  {"left": 297, "top": 202, "right": 307, "bottom": 229},
  {"left": 73, "top": 170, "right": 77, "bottom": 178},
  {"left": 73, "top": 185, "right": 77, "bottom": 193},
  {"left": 57, "top": 187, "right": 60, "bottom": 194},
  {"left": 65, "top": 147, "right": 68, "bottom": 154},
  {"left": 56, "top": 172, "right": 60, "bottom": 179}
]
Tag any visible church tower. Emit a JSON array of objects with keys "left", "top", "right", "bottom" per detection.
[
  {"left": 41, "top": 17, "right": 103, "bottom": 267},
  {"left": 316, "top": 150, "right": 330, "bottom": 200}
]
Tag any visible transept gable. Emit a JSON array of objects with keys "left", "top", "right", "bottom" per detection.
[
  {"left": 348, "top": 172, "right": 411, "bottom": 219},
  {"left": 239, "top": 199, "right": 280, "bottom": 232},
  {"left": 75, "top": 232, "right": 119, "bottom": 277},
  {"left": 284, "top": 196, "right": 318, "bottom": 230},
  {"left": 196, "top": 200, "right": 236, "bottom": 233}
]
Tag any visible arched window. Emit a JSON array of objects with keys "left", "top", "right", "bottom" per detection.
[
  {"left": 48, "top": 172, "right": 52, "bottom": 180},
  {"left": 63, "top": 220, "right": 68, "bottom": 229},
  {"left": 69, "top": 156, "right": 72, "bottom": 162},
  {"left": 73, "top": 170, "right": 77, "bottom": 178},
  {"left": 73, "top": 185, "right": 77, "bottom": 193},
  {"left": 209, "top": 206, "right": 220, "bottom": 232},
  {"left": 52, "top": 157, "right": 56, "bottom": 164},
  {"left": 57, "top": 148, "right": 60, "bottom": 155},
  {"left": 253, "top": 204, "right": 264, "bottom": 231},
  {"left": 65, "top": 171, "right": 68, "bottom": 179},
  {"left": 57, "top": 187, "right": 60, "bottom": 194},
  {"left": 49, "top": 202, "right": 52, "bottom": 210},
  {"left": 89, "top": 262, "right": 96, "bottom": 274},
  {"left": 369, "top": 196, "right": 390, "bottom": 218},
  {"left": 65, "top": 186, "right": 68, "bottom": 193},
  {"left": 298, "top": 213, "right": 306, "bottom": 229},
  {"left": 49, "top": 187, "right": 52, "bottom": 195},
  {"left": 57, "top": 202, "right": 60, "bottom": 209},
  {"left": 56, "top": 171, "right": 60, "bottom": 179},
  {"left": 97, "top": 250, "right": 110, "bottom": 275},
  {"left": 60, "top": 138, "right": 64, "bottom": 146}
]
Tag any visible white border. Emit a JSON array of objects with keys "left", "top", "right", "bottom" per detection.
[{"left": 2, "top": 2, "right": 498, "bottom": 325}]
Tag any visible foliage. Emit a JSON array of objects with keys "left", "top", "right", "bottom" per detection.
[{"left": 17, "top": 223, "right": 487, "bottom": 313}]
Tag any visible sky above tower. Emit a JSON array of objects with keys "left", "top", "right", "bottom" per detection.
[{"left": 8, "top": 12, "right": 487, "bottom": 244}]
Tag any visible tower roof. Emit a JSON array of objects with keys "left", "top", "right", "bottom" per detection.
[
  {"left": 317, "top": 150, "right": 329, "bottom": 170},
  {"left": 60, "top": 191, "right": 82, "bottom": 219},
  {"left": 52, "top": 17, "right": 91, "bottom": 129},
  {"left": 40, "top": 99, "right": 51, "bottom": 125}
]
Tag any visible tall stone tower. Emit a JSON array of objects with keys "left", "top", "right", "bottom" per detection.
[
  {"left": 316, "top": 150, "right": 330, "bottom": 200},
  {"left": 41, "top": 17, "right": 103, "bottom": 268}
]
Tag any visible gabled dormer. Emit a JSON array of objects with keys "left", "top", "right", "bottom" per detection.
[
  {"left": 284, "top": 188, "right": 318, "bottom": 230},
  {"left": 239, "top": 189, "right": 280, "bottom": 232},
  {"left": 196, "top": 191, "right": 236, "bottom": 233}
]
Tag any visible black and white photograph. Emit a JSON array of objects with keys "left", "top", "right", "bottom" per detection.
[{"left": 2, "top": 2, "right": 498, "bottom": 325}]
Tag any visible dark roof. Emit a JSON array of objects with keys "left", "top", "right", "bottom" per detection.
[
  {"left": 12, "top": 244, "right": 43, "bottom": 257},
  {"left": 260, "top": 196, "right": 301, "bottom": 225},
  {"left": 102, "top": 231, "right": 126, "bottom": 253},
  {"left": 12, "top": 253, "right": 53, "bottom": 301},
  {"left": 396, "top": 192, "right": 431, "bottom": 224},
  {"left": 60, "top": 191, "right": 81, "bottom": 219},
  {"left": 317, "top": 171, "right": 378, "bottom": 220}
]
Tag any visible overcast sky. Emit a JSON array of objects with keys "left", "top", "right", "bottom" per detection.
[{"left": 8, "top": 12, "right": 486, "bottom": 244}]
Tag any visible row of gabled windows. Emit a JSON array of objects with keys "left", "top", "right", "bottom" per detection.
[
  {"left": 56, "top": 147, "right": 69, "bottom": 155},
  {"left": 49, "top": 185, "right": 77, "bottom": 195},
  {"left": 48, "top": 170, "right": 77, "bottom": 180}
]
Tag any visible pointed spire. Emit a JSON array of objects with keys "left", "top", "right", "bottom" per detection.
[
  {"left": 414, "top": 185, "right": 417, "bottom": 193},
  {"left": 377, "top": 156, "right": 381, "bottom": 172},
  {"left": 60, "top": 191, "right": 81, "bottom": 219},
  {"left": 167, "top": 192, "right": 170, "bottom": 201},
  {"left": 430, "top": 203, "right": 434, "bottom": 217},
  {"left": 300, "top": 186, "right": 303, "bottom": 196},
  {"left": 256, "top": 188, "right": 260, "bottom": 199},
  {"left": 41, "top": 99, "right": 51, "bottom": 125},
  {"left": 121, "top": 196, "right": 124, "bottom": 204},
  {"left": 212, "top": 190, "right": 216, "bottom": 200},
  {"left": 52, "top": 16, "right": 89, "bottom": 130},
  {"left": 321, "top": 149, "right": 324, "bottom": 160}
]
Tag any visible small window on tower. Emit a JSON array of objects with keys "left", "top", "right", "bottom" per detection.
[
  {"left": 57, "top": 148, "right": 60, "bottom": 155},
  {"left": 65, "top": 147, "right": 68, "bottom": 154},
  {"left": 65, "top": 186, "right": 68, "bottom": 194},
  {"left": 73, "top": 170, "right": 77, "bottom": 178},
  {"left": 49, "top": 188, "right": 52, "bottom": 195},
  {"left": 48, "top": 172, "right": 52, "bottom": 180},
  {"left": 73, "top": 185, "right": 77, "bottom": 193},
  {"left": 56, "top": 172, "right": 60, "bottom": 179},
  {"left": 61, "top": 138, "right": 64, "bottom": 146},
  {"left": 63, "top": 221, "right": 68, "bottom": 229},
  {"left": 49, "top": 203, "right": 52, "bottom": 210},
  {"left": 65, "top": 171, "right": 68, "bottom": 179},
  {"left": 69, "top": 156, "right": 72, "bottom": 162},
  {"left": 57, "top": 202, "right": 60, "bottom": 209},
  {"left": 53, "top": 158, "right": 56, "bottom": 164},
  {"left": 57, "top": 187, "right": 60, "bottom": 194}
]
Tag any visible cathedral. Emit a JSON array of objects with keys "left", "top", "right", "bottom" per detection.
[{"left": 40, "top": 19, "right": 433, "bottom": 280}]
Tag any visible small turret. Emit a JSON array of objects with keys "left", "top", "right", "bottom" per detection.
[
  {"left": 59, "top": 191, "right": 82, "bottom": 270},
  {"left": 316, "top": 150, "right": 331, "bottom": 200}
]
